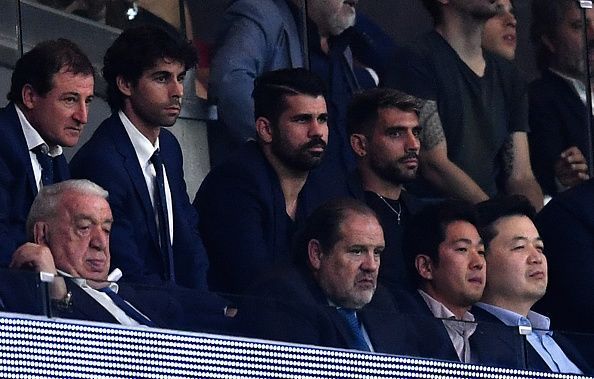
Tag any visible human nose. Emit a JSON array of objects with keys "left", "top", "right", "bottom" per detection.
[
  {"left": 361, "top": 251, "right": 380, "bottom": 272},
  {"left": 171, "top": 79, "right": 184, "bottom": 98},
  {"left": 308, "top": 118, "right": 327, "bottom": 138},
  {"left": 90, "top": 227, "right": 108, "bottom": 251},
  {"left": 469, "top": 248, "right": 485, "bottom": 270},
  {"left": 527, "top": 246, "right": 544, "bottom": 265},
  {"left": 405, "top": 130, "right": 421, "bottom": 151},
  {"left": 505, "top": 11, "right": 517, "bottom": 28},
  {"left": 73, "top": 102, "right": 88, "bottom": 125}
]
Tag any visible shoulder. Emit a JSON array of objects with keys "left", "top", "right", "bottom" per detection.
[{"left": 225, "top": 0, "right": 290, "bottom": 27}]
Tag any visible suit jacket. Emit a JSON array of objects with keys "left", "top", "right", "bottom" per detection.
[
  {"left": 0, "top": 103, "right": 69, "bottom": 265},
  {"left": 472, "top": 305, "right": 593, "bottom": 374},
  {"left": 240, "top": 266, "right": 422, "bottom": 356},
  {"left": 528, "top": 70, "right": 592, "bottom": 196},
  {"left": 194, "top": 141, "right": 335, "bottom": 294},
  {"left": 535, "top": 178, "right": 594, "bottom": 334},
  {"left": 69, "top": 113, "right": 208, "bottom": 289},
  {"left": 208, "top": 0, "right": 304, "bottom": 159}
]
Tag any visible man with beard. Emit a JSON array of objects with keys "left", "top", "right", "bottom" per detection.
[
  {"left": 474, "top": 196, "right": 591, "bottom": 373},
  {"left": 194, "top": 68, "right": 336, "bottom": 294},
  {"left": 528, "top": 0, "right": 592, "bottom": 196},
  {"left": 70, "top": 26, "right": 210, "bottom": 290},
  {"left": 241, "top": 198, "right": 420, "bottom": 355},
  {"left": 346, "top": 88, "right": 424, "bottom": 293},
  {"left": 386, "top": 0, "right": 543, "bottom": 210}
]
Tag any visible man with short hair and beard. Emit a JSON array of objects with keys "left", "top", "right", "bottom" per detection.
[
  {"left": 70, "top": 26, "right": 209, "bottom": 290},
  {"left": 347, "top": 88, "right": 424, "bottom": 294},
  {"left": 195, "top": 68, "right": 337, "bottom": 294}
]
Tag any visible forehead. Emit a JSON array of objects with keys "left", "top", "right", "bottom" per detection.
[
  {"left": 142, "top": 57, "right": 186, "bottom": 76},
  {"left": 336, "top": 211, "right": 384, "bottom": 245},
  {"left": 443, "top": 220, "right": 479, "bottom": 241},
  {"left": 50, "top": 69, "right": 94, "bottom": 94},
  {"left": 281, "top": 94, "right": 327, "bottom": 115},
  {"left": 492, "top": 215, "right": 538, "bottom": 238},
  {"left": 61, "top": 192, "right": 112, "bottom": 218},
  {"left": 375, "top": 107, "right": 419, "bottom": 129}
]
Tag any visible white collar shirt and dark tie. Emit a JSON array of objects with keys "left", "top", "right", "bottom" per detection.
[
  {"left": 16, "top": 105, "right": 63, "bottom": 190},
  {"left": 57, "top": 269, "right": 153, "bottom": 327},
  {"left": 419, "top": 289, "right": 477, "bottom": 363},
  {"left": 475, "top": 302, "right": 583, "bottom": 374},
  {"left": 119, "top": 111, "right": 174, "bottom": 243}
]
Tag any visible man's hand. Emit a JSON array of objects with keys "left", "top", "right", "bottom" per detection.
[
  {"left": 9, "top": 243, "right": 57, "bottom": 274},
  {"left": 554, "top": 146, "right": 590, "bottom": 188}
]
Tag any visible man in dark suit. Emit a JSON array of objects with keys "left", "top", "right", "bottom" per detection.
[
  {"left": 528, "top": 0, "right": 591, "bottom": 196},
  {"left": 195, "top": 68, "right": 338, "bottom": 295},
  {"left": 70, "top": 26, "right": 208, "bottom": 289},
  {"left": 475, "top": 195, "right": 592, "bottom": 374},
  {"left": 7, "top": 180, "right": 180, "bottom": 328},
  {"left": 0, "top": 39, "right": 94, "bottom": 265},
  {"left": 242, "top": 198, "right": 419, "bottom": 355},
  {"left": 347, "top": 88, "right": 424, "bottom": 294},
  {"left": 403, "top": 200, "right": 486, "bottom": 363}
]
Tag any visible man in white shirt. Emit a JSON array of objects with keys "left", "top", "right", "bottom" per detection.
[
  {"left": 9, "top": 179, "right": 177, "bottom": 327},
  {"left": 0, "top": 39, "right": 94, "bottom": 265}
]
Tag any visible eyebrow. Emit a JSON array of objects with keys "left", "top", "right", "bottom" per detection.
[
  {"left": 511, "top": 236, "right": 543, "bottom": 243},
  {"left": 453, "top": 238, "right": 483, "bottom": 245}
]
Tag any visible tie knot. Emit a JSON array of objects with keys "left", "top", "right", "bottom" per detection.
[
  {"left": 33, "top": 144, "right": 50, "bottom": 155},
  {"left": 150, "top": 149, "right": 163, "bottom": 165}
]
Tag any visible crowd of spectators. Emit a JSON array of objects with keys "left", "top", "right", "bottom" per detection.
[{"left": 3, "top": 0, "right": 594, "bottom": 374}]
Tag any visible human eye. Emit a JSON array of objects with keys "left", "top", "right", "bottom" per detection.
[
  {"left": 177, "top": 73, "right": 186, "bottom": 83},
  {"left": 317, "top": 114, "right": 328, "bottom": 124},
  {"left": 373, "top": 248, "right": 383, "bottom": 257},
  {"left": 62, "top": 96, "right": 77, "bottom": 105},
  {"left": 511, "top": 244, "right": 525, "bottom": 251},
  {"left": 387, "top": 129, "right": 403, "bottom": 138},
  {"left": 349, "top": 247, "right": 364, "bottom": 256},
  {"left": 412, "top": 128, "right": 422, "bottom": 137}
]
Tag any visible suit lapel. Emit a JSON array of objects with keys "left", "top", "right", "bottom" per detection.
[
  {"left": 4, "top": 104, "right": 39, "bottom": 196},
  {"left": 108, "top": 115, "right": 160, "bottom": 251}
]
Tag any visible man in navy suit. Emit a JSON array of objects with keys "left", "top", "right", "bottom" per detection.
[
  {"left": 0, "top": 39, "right": 94, "bottom": 265},
  {"left": 475, "top": 195, "right": 592, "bottom": 374},
  {"left": 242, "top": 198, "right": 420, "bottom": 355},
  {"left": 528, "top": 0, "right": 591, "bottom": 196},
  {"left": 70, "top": 26, "right": 208, "bottom": 289},
  {"left": 195, "top": 68, "right": 337, "bottom": 295}
]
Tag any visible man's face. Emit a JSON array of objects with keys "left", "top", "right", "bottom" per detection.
[
  {"left": 547, "top": 5, "right": 594, "bottom": 79},
  {"left": 484, "top": 216, "right": 547, "bottom": 308},
  {"left": 271, "top": 94, "right": 329, "bottom": 172},
  {"left": 124, "top": 58, "right": 186, "bottom": 130},
  {"left": 314, "top": 211, "right": 384, "bottom": 309},
  {"left": 308, "top": 0, "right": 357, "bottom": 37},
  {"left": 47, "top": 191, "right": 113, "bottom": 282},
  {"left": 24, "top": 68, "right": 94, "bottom": 148},
  {"left": 366, "top": 107, "right": 421, "bottom": 185},
  {"left": 428, "top": 221, "right": 486, "bottom": 311},
  {"left": 482, "top": 0, "right": 517, "bottom": 60}
]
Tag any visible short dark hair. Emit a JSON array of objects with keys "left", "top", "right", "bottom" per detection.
[
  {"left": 7, "top": 38, "right": 94, "bottom": 104},
  {"left": 293, "top": 198, "right": 378, "bottom": 269},
  {"left": 531, "top": 0, "right": 575, "bottom": 72},
  {"left": 103, "top": 25, "right": 197, "bottom": 111},
  {"left": 420, "top": 0, "right": 443, "bottom": 25},
  {"left": 476, "top": 195, "right": 537, "bottom": 248},
  {"left": 347, "top": 88, "right": 423, "bottom": 137},
  {"left": 252, "top": 68, "right": 327, "bottom": 126},
  {"left": 405, "top": 200, "right": 478, "bottom": 285}
]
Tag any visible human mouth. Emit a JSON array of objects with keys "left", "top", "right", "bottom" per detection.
[
  {"left": 528, "top": 271, "right": 545, "bottom": 280},
  {"left": 468, "top": 276, "right": 484, "bottom": 286},
  {"left": 503, "top": 33, "right": 516, "bottom": 46},
  {"left": 87, "top": 259, "right": 106, "bottom": 272}
]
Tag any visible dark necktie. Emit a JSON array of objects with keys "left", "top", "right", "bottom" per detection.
[
  {"left": 336, "top": 308, "right": 371, "bottom": 352},
  {"left": 33, "top": 145, "right": 54, "bottom": 186},
  {"left": 99, "top": 287, "right": 157, "bottom": 327},
  {"left": 150, "top": 149, "right": 175, "bottom": 283}
]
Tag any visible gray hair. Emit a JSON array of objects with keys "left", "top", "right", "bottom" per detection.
[{"left": 26, "top": 179, "right": 108, "bottom": 241}]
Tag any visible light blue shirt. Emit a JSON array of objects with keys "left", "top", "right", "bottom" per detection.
[{"left": 475, "top": 302, "right": 582, "bottom": 374}]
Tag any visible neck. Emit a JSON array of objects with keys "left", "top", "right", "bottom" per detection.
[
  {"left": 358, "top": 166, "right": 403, "bottom": 200},
  {"left": 424, "top": 286, "right": 470, "bottom": 320},
  {"left": 262, "top": 147, "right": 308, "bottom": 220},
  {"left": 122, "top": 106, "right": 160, "bottom": 145},
  {"left": 436, "top": 16, "right": 485, "bottom": 75}
]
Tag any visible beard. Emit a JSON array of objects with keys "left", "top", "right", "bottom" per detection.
[
  {"left": 369, "top": 151, "right": 419, "bottom": 185},
  {"left": 271, "top": 135, "right": 327, "bottom": 172}
]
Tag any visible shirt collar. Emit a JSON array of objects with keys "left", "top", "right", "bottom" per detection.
[
  {"left": 15, "top": 104, "right": 63, "bottom": 157},
  {"left": 57, "top": 269, "right": 120, "bottom": 293},
  {"left": 475, "top": 302, "right": 551, "bottom": 330},
  {"left": 119, "top": 110, "right": 160, "bottom": 165},
  {"left": 418, "top": 289, "right": 475, "bottom": 322}
]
